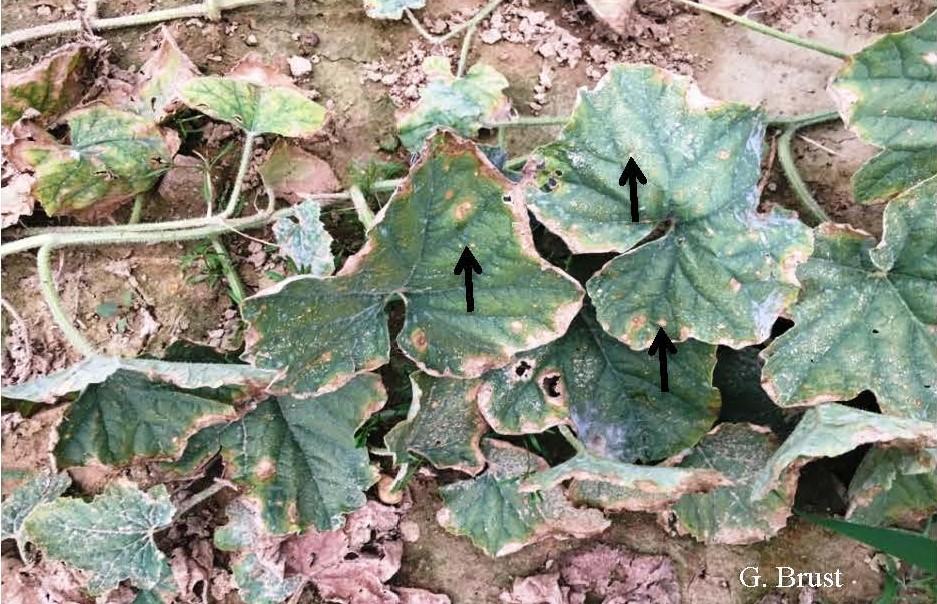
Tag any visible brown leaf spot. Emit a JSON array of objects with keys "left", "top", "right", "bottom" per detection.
[
  {"left": 254, "top": 458, "right": 277, "bottom": 480},
  {"left": 410, "top": 328, "right": 428, "bottom": 353},
  {"left": 453, "top": 199, "right": 475, "bottom": 222}
]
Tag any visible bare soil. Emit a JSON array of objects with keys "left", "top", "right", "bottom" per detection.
[{"left": 3, "top": 0, "right": 935, "bottom": 602}]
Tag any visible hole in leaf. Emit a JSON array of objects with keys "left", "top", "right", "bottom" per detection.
[
  {"left": 542, "top": 375, "right": 562, "bottom": 398},
  {"left": 871, "top": 329, "right": 879, "bottom": 334},
  {"left": 515, "top": 360, "right": 532, "bottom": 377}
]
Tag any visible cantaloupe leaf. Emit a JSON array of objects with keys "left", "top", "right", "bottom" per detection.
[
  {"left": 273, "top": 199, "right": 335, "bottom": 276},
  {"left": 242, "top": 133, "right": 582, "bottom": 397},
  {"left": 0, "top": 471, "right": 71, "bottom": 547},
  {"left": 829, "top": 11, "right": 937, "bottom": 203},
  {"left": 847, "top": 447, "right": 937, "bottom": 528},
  {"left": 363, "top": 0, "right": 425, "bottom": 20}
]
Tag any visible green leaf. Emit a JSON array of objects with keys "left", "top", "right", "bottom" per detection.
[
  {"left": 667, "top": 423, "right": 795, "bottom": 544},
  {"left": 1, "top": 471, "right": 70, "bottom": 543},
  {"left": 847, "top": 447, "right": 937, "bottom": 528},
  {"left": 761, "top": 179, "right": 937, "bottom": 421},
  {"left": 477, "top": 309, "right": 720, "bottom": 463},
  {"left": 179, "top": 76, "right": 327, "bottom": 136},
  {"left": 54, "top": 369, "right": 239, "bottom": 468},
  {"left": 523, "top": 65, "right": 811, "bottom": 349},
  {"left": 397, "top": 57, "right": 510, "bottom": 151},
  {"left": 273, "top": 199, "right": 335, "bottom": 276},
  {"left": 751, "top": 404, "right": 937, "bottom": 501},
  {"left": 242, "top": 133, "right": 583, "bottom": 396},
  {"left": 232, "top": 553, "right": 303, "bottom": 604},
  {"left": 12, "top": 105, "right": 174, "bottom": 215},
  {"left": 829, "top": 11, "right": 937, "bottom": 203},
  {"left": 518, "top": 449, "right": 728, "bottom": 512},
  {"left": 800, "top": 514, "right": 937, "bottom": 574},
  {"left": 437, "top": 439, "right": 608, "bottom": 557},
  {"left": 363, "top": 0, "right": 425, "bottom": 19},
  {"left": 171, "top": 374, "right": 386, "bottom": 533},
  {"left": 383, "top": 372, "right": 488, "bottom": 474},
  {"left": 1, "top": 42, "right": 97, "bottom": 126},
  {"left": 22, "top": 481, "right": 175, "bottom": 595},
  {"left": 0, "top": 354, "right": 275, "bottom": 404}
]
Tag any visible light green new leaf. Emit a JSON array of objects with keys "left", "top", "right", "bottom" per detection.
[
  {"left": 751, "top": 404, "right": 937, "bottom": 501},
  {"left": 523, "top": 65, "right": 811, "bottom": 349},
  {"left": 437, "top": 439, "right": 609, "bottom": 557},
  {"left": 363, "top": 0, "right": 425, "bottom": 19},
  {"left": 383, "top": 372, "right": 488, "bottom": 474},
  {"left": 761, "top": 179, "right": 937, "bottom": 420},
  {"left": 829, "top": 11, "right": 937, "bottom": 203},
  {"left": 232, "top": 553, "right": 303, "bottom": 604},
  {"left": 478, "top": 310, "right": 720, "bottom": 463},
  {"left": 667, "top": 423, "right": 795, "bottom": 544},
  {"left": 14, "top": 105, "right": 173, "bottom": 215},
  {"left": 171, "top": 374, "right": 386, "bottom": 533},
  {"left": 23, "top": 481, "right": 175, "bottom": 595},
  {"left": 242, "top": 133, "right": 583, "bottom": 397},
  {"left": 847, "top": 447, "right": 937, "bottom": 528},
  {"left": 518, "top": 449, "right": 728, "bottom": 513},
  {"left": 1, "top": 42, "right": 97, "bottom": 126},
  {"left": 397, "top": 57, "right": 510, "bottom": 151},
  {"left": 0, "top": 354, "right": 275, "bottom": 404},
  {"left": 1, "top": 471, "right": 71, "bottom": 543},
  {"left": 179, "top": 76, "right": 326, "bottom": 137},
  {"left": 273, "top": 200, "right": 335, "bottom": 276},
  {"left": 54, "top": 369, "right": 239, "bottom": 468}
]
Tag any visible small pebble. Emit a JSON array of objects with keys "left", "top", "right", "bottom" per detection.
[
  {"left": 245, "top": 33, "right": 258, "bottom": 46},
  {"left": 36, "top": 5, "right": 52, "bottom": 16},
  {"left": 288, "top": 55, "right": 313, "bottom": 77}
]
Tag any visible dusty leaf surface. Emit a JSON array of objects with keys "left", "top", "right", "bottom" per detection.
[
  {"left": 478, "top": 309, "right": 719, "bottom": 463},
  {"left": 437, "top": 439, "right": 608, "bottom": 557},
  {"left": 761, "top": 179, "right": 937, "bottom": 420},
  {"left": 172, "top": 374, "right": 386, "bottom": 533},
  {"left": 0, "top": 471, "right": 71, "bottom": 544},
  {"left": 829, "top": 11, "right": 937, "bottom": 203},
  {"left": 364, "top": 0, "right": 426, "bottom": 20},
  {"left": 242, "top": 133, "right": 583, "bottom": 396},
  {"left": 383, "top": 372, "right": 488, "bottom": 474},
  {"left": 751, "top": 404, "right": 937, "bottom": 500},
  {"left": 273, "top": 199, "right": 336, "bottom": 276},
  {"left": 397, "top": 57, "right": 511, "bottom": 151},
  {"left": 22, "top": 481, "right": 175, "bottom": 595},
  {"left": 524, "top": 65, "right": 811, "bottom": 349},
  {"left": 519, "top": 449, "right": 728, "bottom": 512},
  {"left": 847, "top": 447, "right": 937, "bottom": 528},
  {"left": 0, "top": 354, "right": 275, "bottom": 404},
  {"left": 666, "top": 423, "right": 794, "bottom": 544}
]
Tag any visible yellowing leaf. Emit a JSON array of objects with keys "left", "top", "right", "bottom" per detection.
[
  {"left": 11, "top": 105, "right": 174, "bottom": 216},
  {"left": 1, "top": 42, "right": 98, "bottom": 126},
  {"left": 242, "top": 133, "right": 583, "bottom": 397},
  {"left": 180, "top": 76, "right": 327, "bottom": 137}
]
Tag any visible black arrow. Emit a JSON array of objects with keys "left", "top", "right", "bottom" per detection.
[
  {"left": 648, "top": 327, "right": 677, "bottom": 392},
  {"left": 618, "top": 157, "right": 647, "bottom": 222},
  {"left": 453, "top": 246, "right": 483, "bottom": 312}
]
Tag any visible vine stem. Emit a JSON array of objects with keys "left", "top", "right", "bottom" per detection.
[
  {"left": 172, "top": 481, "right": 229, "bottom": 520},
  {"left": 485, "top": 115, "right": 568, "bottom": 128},
  {"left": 218, "top": 133, "right": 256, "bottom": 218},
  {"left": 1, "top": 0, "right": 283, "bottom": 47},
  {"left": 558, "top": 425, "right": 586, "bottom": 454},
  {"left": 348, "top": 186, "right": 376, "bottom": 231},
  {"left": 127, "top": 194, "right": 144, "bottom": 225},
  {"left": 456, "top": 24, "right": 476, "bottom": 78},
  {"left": 36, "top": 245, "right": 96, "bottom": 356},
  {"left": 210, "top": 236, "right": 247, "bottom": 304},
  {"left": 669, "top": 0, "right": 849, "bottom": 60},
  {"left": 774, "top": 110, "right": 840, "bottom": 225},
  {"left": 405, "top": 0, "right": 504, "bottom": 46}
]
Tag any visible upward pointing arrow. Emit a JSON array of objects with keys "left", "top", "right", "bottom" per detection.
[
  {"left": 619, "top": 157, "right": 647, "bottom": 223},
  {"left": 453, "top": 246, "right": 483, "bottom": 312},
  {"left": 648, "top": 327, "right": 677, "bottom": 392}
]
